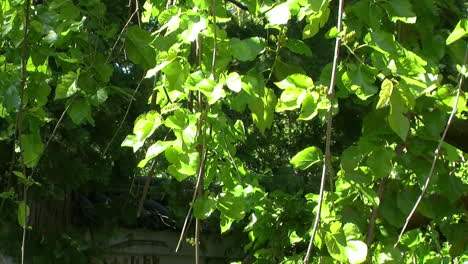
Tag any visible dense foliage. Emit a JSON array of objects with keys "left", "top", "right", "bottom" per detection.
[{"left": 0, "top": 0, "right": 467, "bottom": 263}]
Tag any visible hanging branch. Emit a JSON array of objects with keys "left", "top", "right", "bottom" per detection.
[
  {"left": 18, "top": 1, "right": 32, "bottom": 264},
  {"left": 366, "top": 178, "right": 388, "bottom": 246},
  {"left": 175, "top": 35, "right": 206, "bottom": 254},
  {"left": 103, "top": 76, "right": 145, "bottom": 156},
  {"left": 303, "top": 0, "right": 345, "bottom": 263},
  {"left": 395, "top": 45, "right": 468, "bottom": 248}
]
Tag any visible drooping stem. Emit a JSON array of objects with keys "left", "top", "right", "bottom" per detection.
[
  {"left": 303, "top": 0, "right": 345, "bottom": 263},
  {"left": 19, "top": 1, "right": 32, "bottom": 264},
  {"left": 395, "top": 44, "right": 468, "bottom": 248}
]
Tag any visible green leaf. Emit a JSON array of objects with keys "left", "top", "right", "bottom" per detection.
[
  {"left": 276, "top": 87, "right": 306, "bottom": 112},
  {"left": 345, "top": 240, "right": 368, "bottom": 264},
  {"left": 447, "top": 19, "right": 468, "bottom": 45},
  {"left": 55, "top": 71, "right": 79, "bottom": 100},
  {"left": 181, "top": 16, "right": 208, "bottom": 43},
  {"left": 343, "top": 223, "right": 362, "bottom": 242},
  {"left": 226, "top": 72, "right": 242, "bottom": 93},
  {"left": 325, "top": 26, "right": 339, "bottom": 39},
  {"left": 341, "top": 64, "right": 378, "bottom": 100},
  {"left": 248, "top": 88, "right": 277, "bottom": 134},
  {"left": 266, "top": 3, "right": 291, "bottom": 25},
  {"left": 298, "top": 92, "right": 319, "bottom": 120},
  {"left": 193, "top": 194, "right": 217, "bottom": 220},
  {"left": 290, "top": 146, "right": 323, "bottom": 170},
  {"left": 230, "top": 37, "right": 265, "bottom": 62},
  {"left": 275, "top": 74, "right": 314, "bottom": 90},
  {"left": 376, "top": 79, "right": 394, "bottom": 109},
  {"left": 17, "top": 201, "right": 30, "bottom": 227},
  {"left": 367, "top": 148, "right": 395, "bottom": 179},
  {"left": 220, "top": 213, "right": 234, "bottom": 233},
  {"left": 125, "top": 26, "right": 156, "bottom": 69},
  {"left": 384, "top": 0, "right": 416, "bottom": 24},
  {"left": 285, "top": 39, "right": 312, "bottom": 57},
  {"left": 138, "top": 141, "right": 173, "bottom": 168},
  {"left": 165, "top": 109, "right": 187, "bottom": 130},
  {"left": 22, "top": 131, "right": 44, "bottom": 168},
  {"left": 122, "top": 111, "right": 162, "bottom": 152},
  {"left": 68, "top": 98, "right": 92, "bottom": 125},
  {"left": 325, "top": 222, "right": 348, "bottom": 262},
  {"left": 217, "top": 192, "right": 245, "bottom": 221},
  {"left": 388, "top": 111, "right": 409, "bottom": 141},
  {"left": 289, "top": 231, "right": 303, "bottom": 244}
]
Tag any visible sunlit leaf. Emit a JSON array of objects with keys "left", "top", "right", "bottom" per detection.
[
  {"left": 446, "top": 19, "right": 468, "bottom": 45},
  {"left": 290, "top": 146, "right": 323, "bottom": 170},
  {"left": 230, "top": 37, "right": 265, "bottom": 62}
]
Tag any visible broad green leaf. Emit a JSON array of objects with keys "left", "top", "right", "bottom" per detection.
[
  {"left": 367, "top": 148, "right": 395, "bottom": 179},
  {"left": 68, "top": 98, "right": 92, "bottom": 125},
  {"left": 399, "top": 229, "right": 422, "bottom": 248},
  {"left": 248, "top": 88, "right": 277, "bottom": 134},
  {"left": 364, "top": 31, "right": 399, "bottom": 56},
  {"left": 446, "top": 19, "right": 468, "bottom": 45},
  {"left": 348, "top": 0, "right": 384, "bottom": 29},
  {"left": 226, "top": 72, "right": 242, "bottom": 93},
  {"left": 17, "top": 201, "right": 29, "bottom": 227},
  {"left": 274, "top": 74, "right": 313, "bottom": 90},
  {"left": 289, "top": 231, "right": 303, "bottom": 244},
  {"left": 343, "top": 223, "right": 362, "bottom": 241},
  {"left": 341, "top": 64, "right": 378, "bottom": 100},
  {"left": 220, "top": 213, "right": 234, "bottom": 233},
  {"left": 345, "top": 240, "right": 367, "bottom": 264},
  {"left": 217, "top": 193, "right": 245, "bottom": 221},
  {"left": 384, "top": 0, "right": 416, "bottom": 24},
  {"left": 290, "top": 146, "right": 323, "bottom": 170},
  {"left": 193, "top": 194, "right": 217, "bottom": 220},
  {"left": 266, "top": 3, "right": 290, "bottom": 25},
  {"left": 341, "top": 146, "right": 364, "bottom": 172},
  {"left": 122, "top": 111, "right": 162, "bottom": 151},
  {"left": 22, "top": 131, "right": 44, "bottom": 168},
  {"left": 181, "top": 16, "right": 208, "bottom": 43},
  {"left": 303, "top": 22, "right": 319, "bottom": 39},
  {"left": 125, "top": 26, "right": 156, "bottom": 69},
  {"left": 55, "top": 71, "right": 79, "bottom": 100},
  {"left": 145, "top": 58, "right": 175, "bottom": 79},
  {"left": 298, "top": 92, "right": 319, "bottom": 120},
  {"left": 2, "top": 84, "right": 20, "bottom": 111},
  {"left": 165, "top": 109, "right": 187, "bottom": 130},
  {"left": 230, "top": 37, "right": 265, "bottom": 62},
  {"left": 325, "top": 222, "right": 348, "bottom": 262},
  {"left": 325, "top": 26, "right": 339, "bottom": 39},
  {"left": 388, "top": 111, "right": 409, "bottom": 141},
  {"left": 138, "top": 141, "right": 173, "bottom": 168},
  {"left": 376, "top": 79, "right": 393, "bottom": 109},
  {"left": 276, "top": 87, "right": 306, "bottom": 112},
  {"left": 285, "top": 39, "right": 312, "bottom": 57},
  {"left": 167, "top": 150, "right": 199, "bottom": 181}
]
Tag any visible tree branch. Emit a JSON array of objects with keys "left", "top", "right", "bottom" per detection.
[{"left": 303, "top": 0, "right": 345, "bottom": 263}]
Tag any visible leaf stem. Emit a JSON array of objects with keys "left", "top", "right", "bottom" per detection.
[{"left": 303, "top": 0, "right": 345, "bottom": 262}]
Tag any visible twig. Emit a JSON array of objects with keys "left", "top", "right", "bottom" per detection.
[
  {"left": 30, "top": 97, "right": 76, "bottom": 179},
  {"left": 394, "top": 44, "right": 468, "bottom": 248},
  {"left": 225, "top": 0, "right": 248, "bottom": 11},
  {"left": 366, "top": 178, "right": 388, "bottom": 246},
  {"left": 136, "top": 159, "right": 158, "bottom": 217},
  {"left": 18, "top": 1, "right": 32, "bottom": 264},
  {"left": 106, "top": 1, "right": 140, "bottom": 63},
  {"left": 303, "top": 0, "right": 345, "bottom": 263},
  {"left": 175, "top": 146, "right": 207, "bottom": 252},
  {"left": 103, "top": 76, "right": 144, "bottom": 156}
]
